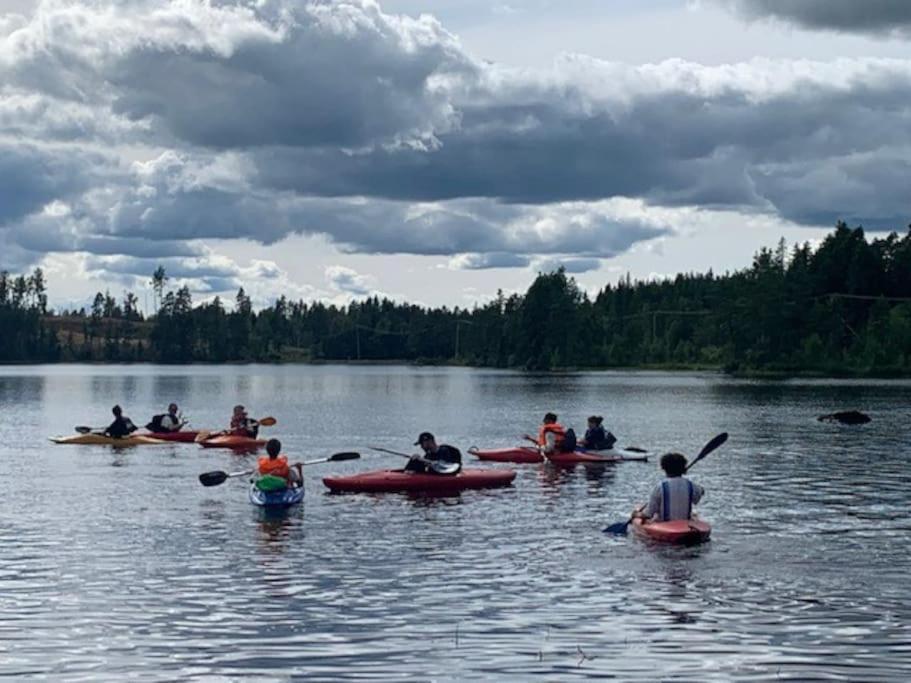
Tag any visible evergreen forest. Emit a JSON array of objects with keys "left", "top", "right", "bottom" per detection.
[{"left": 2, "top": 223, "right": 910, "bottom": 376}]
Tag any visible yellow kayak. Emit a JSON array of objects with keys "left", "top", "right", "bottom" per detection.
[{"left": 49, "top": 434, "right": 168, "bottom": 446}]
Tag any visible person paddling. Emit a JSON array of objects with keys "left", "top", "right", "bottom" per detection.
[
  {"left": 405, "top": 432, "right": 462, "bottom": 475},
  {"left": 146, "top": 403, "right": 182, "bottom": 433},
  {"left": 632, "top": 452, "right": 704, "bottom": 523},
  {"left": 524, "top": 412, "right": 572, "bottom": 455},
  {"left": 256, "top": 438, "right": 302, "bottom": 489},
  {"left": 104, "top": 405, "right": 138, "bottom": 439},
  {"left": 580, "top": 415, "right": 617, "bottom": 450},
  {"left": 230, "top": 405, "right": 259, "bottom": 438}
]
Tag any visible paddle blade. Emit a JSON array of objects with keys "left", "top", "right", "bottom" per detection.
[
  {"left": 687, "top": 432, "right": 729, "bottom": 471},
  {"left": 257, "top": 417, "right": 277, "bottom": 427},
  {"left": 329, "top": 451, "right": 360, "bottom": 462},
  {"left": 75, "top": 426, "right": 93, "bottom": 434},
  {"left": 603, "top": 520, "right": 630, "bottom": 535},
  {"left": 199, "top": 471, "right": 229, "bottom": 487}
]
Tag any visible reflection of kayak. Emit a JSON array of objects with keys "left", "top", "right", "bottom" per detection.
[
  {"left": 49, "top": 434, "right": 167, "bottom": 446},
  {"left": 139, "top": 431, "right": 201, "bottom": 443},
  {"left": 631, "top": 518, "right": 711, "bottom": 545},
  {"left": 199, "top": 435, "right": 266, "bottom": 450},
  {"left": 469, "top": 446, "right": 543, "bottom": 463},
  {"left": 323, "top": 468, "right": 516, "bottom": 494},
  {"left": 546, "top": 450, "right": 649, "bottom": 466},
  {"left": 249, "top": 483, "right": 304, "bottom": 508}
]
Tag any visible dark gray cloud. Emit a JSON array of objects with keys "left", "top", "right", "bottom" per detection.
[
  {"left": 3, "top": 0, "right": 911, "bottom": 287},
  {"left": 725, "top": 1, "right": 911, "bottom": 36}
]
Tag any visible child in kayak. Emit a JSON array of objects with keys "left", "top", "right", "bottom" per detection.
[
  {"left": 580, "top": 416, "right": 617, "bottom": 450},
  {"left": 104, "top": 405, "right": 138, "bottom": 439},
  {"left": 405, "top": 432, "right": 462, "bottom": 475},
  {"left": 524, "top": 413, "right": 573, "bottom": 454},
  {"left": 257, "top": 439, "right": 302, "bottom": 489},
  {"left": 230, "top": 405, "right": 259, "bottom": 438},
  {"left": 632, "top": 452, "right": 704, "bottom": 522}
]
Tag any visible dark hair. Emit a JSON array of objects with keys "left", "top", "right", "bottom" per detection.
[
  {"left": 112, "top": 405, "right": 122, "bottom": 416},
  {"left": 544, "top": 412, "right": 558, "bottom": 423},
  {"left": 660, "top": 452, "right": 687, "bottom": 477},
  {"left": 266, "top": 438, "right": 281, "bottom": 457},
  {"left": 587, "top": 415, "right": 603, "bottom": 424}
]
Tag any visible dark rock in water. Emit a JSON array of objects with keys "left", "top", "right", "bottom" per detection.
[{"left": 817, "top": 410, "right": 871, "bottom": 425}]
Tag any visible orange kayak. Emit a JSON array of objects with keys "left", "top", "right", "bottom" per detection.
[
  {"left": 199, "top": 435, "right": 266, "bottom": 450},
  {"left": 631, "top": 518, "right": 711, "bottom": 545}
]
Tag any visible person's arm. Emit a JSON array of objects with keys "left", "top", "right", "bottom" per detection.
[
  {"left": 126, "top": 419, "right": 138, "bottom": 434},
  {"left": 634, "top": 485, "right": 661, "bottom": 519},
  {"left": 692, "top": 482, "right": 704, "bottom": 505},
  {"left": 543, "top": 431, "right": 557, "bottom": 454}
]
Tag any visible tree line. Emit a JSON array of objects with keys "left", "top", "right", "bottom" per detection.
[{"left": 2, "top": 222, "right": 911, "bottom": 375}]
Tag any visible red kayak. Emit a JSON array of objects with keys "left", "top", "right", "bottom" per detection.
[
  {"left": 199, "top": 435, "right": 267, "bottom": 450},
  {"left": 631, "top": 518, "right": 711, "bottom": 545},
  {"left": 546, "top": 450, "right": 649, "bottom": 466},
  {"left": 140, "top": 431, "right": 201, "bottom": 443},
  {"left": 469, "top": 446, "right": 543, "bottom": 463},
  {"left": 323, "top": 468, "right": 516, "bottom": 494}
]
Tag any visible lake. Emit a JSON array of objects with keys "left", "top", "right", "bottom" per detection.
[{"left": 1, "top": 364, "right": 909, "bottom": 681}]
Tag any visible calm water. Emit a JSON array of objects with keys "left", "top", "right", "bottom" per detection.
[{"left": 1, "top": 365, "right": 909, "bottom": 681}]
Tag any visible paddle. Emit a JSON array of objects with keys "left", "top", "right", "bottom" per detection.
[
  {"left": 573, "top": 448, "right": 649, "bottom": 463},
  {"left": 75, "top": 426, "right": 103, "bottom": 434},
  {"left": 368, "top": 446, "right": 461, "bottom": 475},
  {"left": 198, "top": 451, "right": 360, "bottom": 487},
  {"left": 602, "top": 432, "right": 728, "bottom": 535}
]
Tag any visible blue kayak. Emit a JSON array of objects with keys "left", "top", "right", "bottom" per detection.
[{"left": 248, "top": 483, "right": 304, "bottom": 508}]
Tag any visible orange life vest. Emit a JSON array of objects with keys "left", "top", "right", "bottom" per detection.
[
  {"left": 538, "top": 423, "right": 566, "bottom": 448},
  {"left": 258, "top": 455, "right": 290, "bottom": 479}
]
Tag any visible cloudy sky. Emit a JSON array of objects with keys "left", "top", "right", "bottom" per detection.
[{"left": 2, "top": 0, "right": 910, "bottom": 311}]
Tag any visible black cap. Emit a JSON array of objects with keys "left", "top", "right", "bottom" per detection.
[{"left": 414, "top": 431, "right": 435, "bottom": 445}]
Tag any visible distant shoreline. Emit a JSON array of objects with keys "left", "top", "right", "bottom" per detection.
[{"left": 2, "top": 358, "right": 910, "bottom": 380}]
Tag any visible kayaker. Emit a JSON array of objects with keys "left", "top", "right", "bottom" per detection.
[
  {"left": 524, "top": 413, "right": 569, "bottom": 455},
  {"left": 146, "top": 403, "right": 182, "bottom": 433},
  {"left": 405, "top": 432, "right": 462, "bottom": 475},
  {"left": 257, "top": 438, "right": 302, "bottom": 486},
  {"left": 632, "top": 452, "right": 704, "bottom": 522},
  {"left": 580, "top": 416, "right": 617, "bottom": 450},
  {"left": 104, "top": 405, "right": 138, "bottom": 439},
  {"left": 230, "top": 405, "right": 259, "bottom": 438}
]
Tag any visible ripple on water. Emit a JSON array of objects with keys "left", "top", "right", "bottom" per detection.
[{"left": 0, "top": 366, "right": 910, "bottom": 680}]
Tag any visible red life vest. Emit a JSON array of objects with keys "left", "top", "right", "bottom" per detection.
[
  {"left": 258, "top": 455, "right": 290, "bottom": 479},
  {"left": 538, "top": 423, "right": 566, "bottom": 448}
]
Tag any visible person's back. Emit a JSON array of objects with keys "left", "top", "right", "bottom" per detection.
[
  {"left": 105, "top": 405, "right": 137, "bottom": 439},
  {"left": 639, "top": 452, "right": 704, "bottom": 522},
  {"left": 256, "top": 439, "right": 300, "bottom": 489}
]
